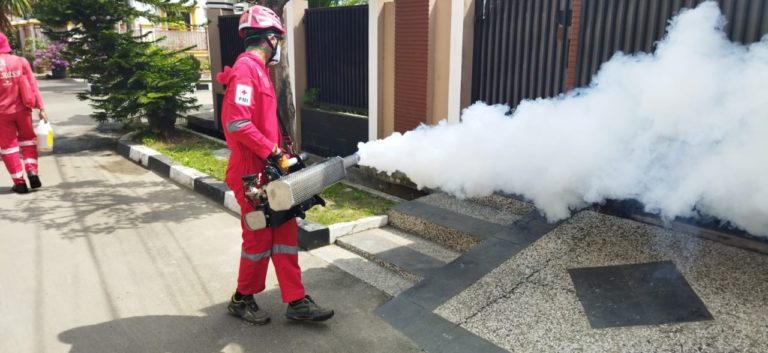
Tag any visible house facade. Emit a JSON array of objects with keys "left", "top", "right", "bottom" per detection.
[{"left": 205, "top": 0, "right": 768, "bottom": 156}]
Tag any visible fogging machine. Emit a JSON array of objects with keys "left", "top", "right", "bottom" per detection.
[{"left": 241, "top": 153, "right": 360, "bottom": 231}]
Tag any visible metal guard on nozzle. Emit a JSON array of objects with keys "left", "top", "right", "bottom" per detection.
[{"left": 242, "top": 153, "right": 359, "bottom": 231}]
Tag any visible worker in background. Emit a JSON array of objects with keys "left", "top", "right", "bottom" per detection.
[{"left": 0, "top": 32, "right": 47, "bottom": 194}]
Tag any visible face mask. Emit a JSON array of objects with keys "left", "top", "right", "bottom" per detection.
[{"left": 268, "top": 42, "right": 281, "bottom": 66}]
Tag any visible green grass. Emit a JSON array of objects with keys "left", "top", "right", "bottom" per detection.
[
  {"left": 138, "top": 130, "right": 228, "bottom": 181},
  {"left": 306, "top": 183, "right": 396, "bottom": 225},
  {"left": 136, "top": 129, "right": 396, "bottom": 225}
]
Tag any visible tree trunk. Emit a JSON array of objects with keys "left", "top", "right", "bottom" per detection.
[
  {"left": 0, "top": 17, "right": 11, "bottom": 35},
  {"left": 148, "top": 111, "right": 178, "bottom": 139},
  {"left": 255, "top": 0, "right": 298, "bottom": 147}
]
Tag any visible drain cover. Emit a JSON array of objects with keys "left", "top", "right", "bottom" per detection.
[{"left": 568, "top": 261, "right": 713, "bottom": 328}]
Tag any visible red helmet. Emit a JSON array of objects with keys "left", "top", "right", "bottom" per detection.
[{"left": 238, "top": 5, "right": 286, "bottom": 38}]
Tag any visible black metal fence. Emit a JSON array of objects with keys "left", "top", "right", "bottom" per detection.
[
  {"left": 473, "top": 0, "right": 768, "bottom": 107},
  {"left": 472, "top": 0, "right": 573, "bottom": 107},
  {"left": 305, "top": 5, "right": 369, "bottom": 111},
  {"left": 218, "top": 15, "right": 246, "bottom": 71},
  {"left": 575, "top": 0, "right": 768, "bottom": 86}
]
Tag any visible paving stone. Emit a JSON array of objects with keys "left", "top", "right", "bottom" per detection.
[
  {"left": 337, "top": 229, "right": 450, "bottom": 281},
  {"left": 388, "top": 210, "right": 481, "bottom": 252},
  {"left": 377, "top": 297, "right": 509, "bottom": 353},
  {"left": 327, "top": 215, "right": 388, "bottom": 243},
  {"left": 435, "top": 211, "right": 768, "bottom": 353},
  {"left": 389, "top": 200, "right": 507, "bottom": 252},
  {"left": 471, "top": 193, "right": 537, "bottom": 215},
  {"left": 309, "top": 245, "right": 414, "bottom": 297},
  {"left": 417, "top": 193, "right": 524, "bottom": 226},
  {"left": 340, "top": 227, "right": 460, "bottom": 262},
  {"left": 569, "top": 261, "right": 713, "bottom": 328}
]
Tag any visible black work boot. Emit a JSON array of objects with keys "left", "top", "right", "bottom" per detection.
[
  {"left": 286, "top": 295, "right": 334, "bottom": 322},
  {"left": 28, "top": 172, "right": 41, "bottom": 189},
  {"left": 11, "top": 183, "right": 28, "bottom": 194},
  {"left": 227, "top": 294, "right": 270, "bottom": 325}
]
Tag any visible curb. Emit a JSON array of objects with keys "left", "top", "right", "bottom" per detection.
[{"left": 116, "top": 132, "right": 387, "bottom": 250}]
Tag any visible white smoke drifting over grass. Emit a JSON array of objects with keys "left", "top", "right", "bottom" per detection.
[{"left": 357, "top": 2, "right": 768, "bottom": 237}]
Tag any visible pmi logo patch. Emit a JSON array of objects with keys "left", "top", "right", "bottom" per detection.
[{"left": 235, "top": 84, "right": 253, "bottom": 106}]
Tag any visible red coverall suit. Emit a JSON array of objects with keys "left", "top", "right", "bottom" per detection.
[
  {"left": 217, "top": 52, "right": 305, "bottom": 303},
  {"left": 0, "top": 53, "right": 43, "bottom": 186}
]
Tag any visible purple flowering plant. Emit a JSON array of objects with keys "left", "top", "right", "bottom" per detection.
[{"left": 34, "top": 42, "right": 70, "bottom": 71}]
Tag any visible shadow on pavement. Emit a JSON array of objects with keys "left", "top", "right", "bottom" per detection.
[
  {"left": 37, "top": 79, "right": 89, "bottom": 93},
  {"left": 53, "top": 135, "right": 118, "bottom": 154},
  {"left": 52, "top": 114, "right": 97, "bottom": 127},
  {"left": 52, "top": 114, "right": 125, "bottom": 154},
  {"left": 56, "top": 268, "right": 422, "bottom": 353},
  {"left": 0, "top": 178, "right": 219, "bottom": 239},
  {"left": 53, "top": 114, "right": 124, "bottom": 131}
]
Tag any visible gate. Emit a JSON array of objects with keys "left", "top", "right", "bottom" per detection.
[
  {"left": 213, "top": 15, "right": 246, "bottom": 132},
  {"left": 472, "top": 0, "right": 574, "bottom": 107},
  {"left": 302, "top": 5, "right": 369, "bottom": 157},
  {"left": 473, "top": 0, "right": 768, "bottom": 107},
  {"left": 218, "top": 15, "right": 245, "bottom": 72},
  {"left": 575, "top": 0, "right": 768, "bottom": 87},
  {"left": 305, "top": 5, "right": 369, "bottom": 110}
]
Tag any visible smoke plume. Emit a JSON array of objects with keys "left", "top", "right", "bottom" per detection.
[{"left": 357, "top": 2, "right": 768, "bottom": 237}]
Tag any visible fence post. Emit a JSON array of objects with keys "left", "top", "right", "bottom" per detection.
[
  {"left": 285, "top": 0, "right": 309, "bottom": 147},
  {"left": 369, "top": 0, "right": 382, "bottom": 141},
  {"left": 447, "top": 0, "right": 467, "bottom": 124}
]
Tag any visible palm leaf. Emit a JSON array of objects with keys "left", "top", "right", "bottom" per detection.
[{"left": 0, "top": 0, "right": 34, "bottom": 32}]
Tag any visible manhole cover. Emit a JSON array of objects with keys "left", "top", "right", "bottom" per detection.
[{"left": 568, "top": 261, "right": 713, "bottom": 328}]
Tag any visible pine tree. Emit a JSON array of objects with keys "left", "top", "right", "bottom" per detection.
[{"left": 34, "top": 0, "right": 201, "bottom": 137}]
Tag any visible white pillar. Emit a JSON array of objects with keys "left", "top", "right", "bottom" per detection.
[
  {"left": 446, "top": 0, "right": 465, "bottom": 124},
  {"left": 30, "top": 24, "right": 37, "bottom": 56},
  {"left": 285, "top": 1, "right": 308, "bottom": 113},
  {"left": 285, "top": 0, "right": 308, "bottom": 147},
  {"left": 368, "top": 0, "right": 384, "bottom": 141},
  {"left": 18, "top": 25, "right": 27, "bottom": 56}
]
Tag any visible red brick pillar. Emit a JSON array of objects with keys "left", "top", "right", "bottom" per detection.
[
  {"left": 394, "top": 0, "right": 429, "bottom": 133},
  {"left": 565, "top": 0, "right": 583, "bottom": 91}
]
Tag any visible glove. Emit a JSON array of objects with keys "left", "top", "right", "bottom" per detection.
[{"left": 268, "top": 150, "right": 291, "bottom": 174}]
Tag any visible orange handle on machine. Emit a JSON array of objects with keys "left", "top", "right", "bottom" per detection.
[
  {"left": 276, "top": 155, "right": 292, "bottom": 174},
  {"left": 268, "top": 150, "right": 292, "bottom": 174}
]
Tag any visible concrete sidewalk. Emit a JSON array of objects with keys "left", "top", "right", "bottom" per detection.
[{"left": 0, "top": 80, "right": 421, "bottom": 353}]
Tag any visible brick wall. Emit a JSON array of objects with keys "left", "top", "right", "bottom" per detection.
[
  {"left": 565, "top": 0, "right": 582, "bottom": 91},
  {"left": 394, "top": 0, "right": 429, "bottom": 133}
]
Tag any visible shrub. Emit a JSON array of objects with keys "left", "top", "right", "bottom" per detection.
[
  {"left": 34, "top": 41, "right": 69, "bottom": 71},
  {"left": 34, "top": 0, "right": 199, "bottom": 137}
]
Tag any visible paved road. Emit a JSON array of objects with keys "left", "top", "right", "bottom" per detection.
[{"left": 0, "top": 80, "right": 421, "bottom": 353}]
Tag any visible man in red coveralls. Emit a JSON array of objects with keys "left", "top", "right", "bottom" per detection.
[
  {"left": 217, "top": 6, "right": 333, "bottom": 325},
  {"left": 0, "top": 32, "right": 47, "bottom": 194}
]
